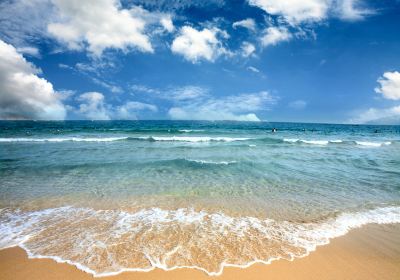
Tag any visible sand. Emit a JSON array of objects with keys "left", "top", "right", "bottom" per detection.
[{"left": 1, "top": 223, "right": 399, "bottom": 280}]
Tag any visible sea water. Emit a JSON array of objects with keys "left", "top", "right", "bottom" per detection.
[{"left": 0, "top": 121, "right": 399, "bottom": 276}]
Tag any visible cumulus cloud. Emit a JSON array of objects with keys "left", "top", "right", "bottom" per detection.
[
  {"left": 160, "top": 15, "right": 174, "bottom": 32},
  {"left": 168, "top": 90, "right": 276, "bottom": 121},
  {"left": 248, "top": 0, "right": 330, "bottom": 24},
  {"left": 349, "top": 106, "right": 400, "bottom": 125},
  {"left": 76, "top": 91, "right": 157, "bottom": 120},
  {"left": 348, "top": 70, "right": 400, "bottom": 124},
  {"left": 375, "top": 71, "right": 400, "bottom": 100},
  {"left": 47, "top": 0, "right": 154, "bottom": 56},
  {"left": 0, "top": 40, "right": 66, "bottom": 120},
  {"left": 241, "top": 42, "right": 256, "bottom": 57},
  {"left": 261, "top": 26, "right": 292, "bottom": 47},
  {"left": 232, "top": 18, "right": 256, "bottom": 31},
  {"left": 249, "top": 0, "right": 373, "bottom": 25},
  {"left": 76, "top": 92, "right": 111, "bottom": 120},
  {"left": 334, "top": 0, "right": 373, "bottom": 21},
  {"left": 171, "top": 26, "right": 230, "bottom": 63},
  {"left": 116, "top": 101, "right": 157, "bottom": 119}
]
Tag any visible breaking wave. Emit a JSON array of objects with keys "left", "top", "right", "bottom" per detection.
[{"left": 283, "top": 138, "right": 393, "bottom": 147}]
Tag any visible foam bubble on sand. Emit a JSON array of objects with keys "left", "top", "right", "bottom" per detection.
[{"left": 0, "top": 206, "right": 399, "bottom": 277}]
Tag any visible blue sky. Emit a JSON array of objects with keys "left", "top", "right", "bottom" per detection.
[{"left": 0, "top": 0, "right": 399, "bottom": 123}]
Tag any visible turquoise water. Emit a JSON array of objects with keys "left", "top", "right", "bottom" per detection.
[{"left": 0, "top": 121, "right": 399, "bottom": 275}]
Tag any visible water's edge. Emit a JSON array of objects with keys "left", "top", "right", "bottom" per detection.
[{"left": 1, "top": 206, "right": 399, "bottom": 277}]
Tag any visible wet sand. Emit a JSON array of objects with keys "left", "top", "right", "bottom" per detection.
[{"left": 1, "top": 224, "right": 399, "bottom": 280}]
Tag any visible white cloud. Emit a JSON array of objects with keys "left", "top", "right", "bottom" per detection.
[
  {"left": 349, "top": 106, "right": 400, "bottom": 124},
  {"left": 129, "top": 0, "right": 225, "bottom": 11},
  {"left": 288, "top": 100, "right": 307, "bottom": 109},
  {"left": 247, "top": 66, "right": 260, "bottom": 73},
  {"left": 167, "top": 86, "right": 209, "bottom": 101},
  {"left": 334, "top": 0, "right": 373, "bottom": 21},
  {"left": 76, "top": 91, "right": 157, "bottom": 120},
  {"left": 241, "top": 42, "right": 256, "bottom": 57},
  {"left": 248, "top": 0, "right": 330, "bottom": 24},
  {"left": 168, "top": 90, "right": 276, "bottom": 121},
  {"left": 76, "top": 92, "right": 111, "bottom": 120},
  {"left": 91, "top": 77, "right": 123, "bottom": 94},
  {"left": 232, "top": 18, "right": 256, "bottom": 31},
  {"left": 375, "top": 71, "right": 400, "bottom": 100},
  {"left": 171, "top": 26, "right": 230, "bottom": 63},
  {"left": 47, "top": 0, "right": 153, "bottom": 56},
  {"left": 160, "top": 15, "right": 174, "bottom": 32},
  {"left": 261, "top": 26, "right": 291, "bottom": 47},
  {"left": 0, "top": 39, "right": 66, "bottom": 120},
  {"left": 116, "top": 101, "right": 157, "bottom": 119},
  {"left": 248, "top": 0, "right": 372, "bottom": 24},
  {"left": 16, "top": 46, "right": 40, "bottom": 57},
  {"left": 131, "top": 84, "right": 161, "bottom": 94},
  {"left": 0, "top": 0, "right": 55, "bottom": 47}
]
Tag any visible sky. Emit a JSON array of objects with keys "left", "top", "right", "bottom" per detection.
[{"left": 0, "top": 0, "right": 399, "bottom": 124}]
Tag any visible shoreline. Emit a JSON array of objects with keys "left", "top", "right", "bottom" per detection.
[{"left": 1, "top": 223, "right": 399, "bottom": 280}]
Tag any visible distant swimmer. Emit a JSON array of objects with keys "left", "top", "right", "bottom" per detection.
[{"left": 272, "top": 128, "right": 277, "bottom": 133}]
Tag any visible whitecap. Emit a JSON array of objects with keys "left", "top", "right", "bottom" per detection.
[
  {"left": 0, "top": 137, "right": 128, "bottom": 142},
  {"left": 140, "top": 136, "right": 250, "bottom": 142},
  {"left": 356, "top": 141, "right": 391, "bottom": 147}
]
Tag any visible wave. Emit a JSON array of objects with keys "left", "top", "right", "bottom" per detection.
[
  {"left": 184, "top": 159, "right": 237, "bottom": 165},
  {"left": 178, "top": 129, "right": 205, "bottom": 133},
  {"left": 0, "top": 136, "right": 251, "bottom": 143},
  {"left": 0, "top": 137, "right": 396, "bottom": 147},
  {"left": 0, "top": 206, "right": 399, "bottom": 277},
  {"left": 355, "top": 141, "right": 392, "bottom": 147},
  {"left": 133, "top": 136, "right": 251, "bottom": 142},
  {"left": 283, "top": 138, "right": 393, "bottom": 147},
  {"left": 0, "top": 137, "right": 128, "bottom": 142},
  {"left": 148, "top": 158, "right": 238, "bottom": 168}
]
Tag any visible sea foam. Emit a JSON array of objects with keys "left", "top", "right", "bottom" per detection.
[
  {"left": 0, "top": 137, "right": 128, "bottom": 142},
  {"left": 283, "top": 138, "right": 392, "bottom": 147},
  {"left": 137, "top": 136, "right": 251, "bottom": 142},
  {"left": 0, "top": 206, "right": 399, "bottom": 277}
]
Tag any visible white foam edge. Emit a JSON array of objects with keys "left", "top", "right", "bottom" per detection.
[
  {"left": 141, "top": 136, "right": 251, "bottom": 142},
  {"left": 0, "top": 137, "right": 128, "bottom": 142},
  {"left": 356, "top": 141, "right": 392, "bottom": 147},
  {"left": 185, "top": 159, "right": 237, "bottom": 165},
  {"left": 283, "top": 139, "right": 392, "bottom": 147},
  {"left": 2, "top": 206, "right": 398, "bottom": 277}
]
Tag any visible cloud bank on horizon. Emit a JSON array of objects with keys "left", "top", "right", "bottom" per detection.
[{"left": 0, "top": 0, "right": 399, "bottom": 124}]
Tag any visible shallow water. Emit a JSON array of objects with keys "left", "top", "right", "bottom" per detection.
[{"left": 0, "top": 121, "right": 399, "bottom": 276}]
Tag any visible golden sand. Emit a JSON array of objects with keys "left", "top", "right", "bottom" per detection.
[{"left": 0, "top": 224, "right": 399, "bottom": 280}]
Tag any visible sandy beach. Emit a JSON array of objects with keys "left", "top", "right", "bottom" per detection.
[{"left": 1, "top": 224, "right": 399, "bottom": 280}]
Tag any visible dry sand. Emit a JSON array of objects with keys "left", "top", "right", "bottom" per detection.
[{"left": 1, "top": 224, "right": 399, "bottom": 280}]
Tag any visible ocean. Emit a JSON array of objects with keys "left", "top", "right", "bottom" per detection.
[{"left": 0, "top": 120, "right": 399, "bottom": 276}]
